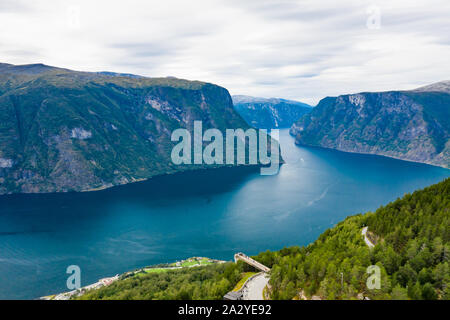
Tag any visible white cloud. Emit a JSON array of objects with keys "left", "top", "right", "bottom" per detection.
[{"left": 0, "top": 0, "right": 449, "bottom": 105}]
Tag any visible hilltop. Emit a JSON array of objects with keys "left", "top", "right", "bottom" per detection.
[{"left": 290, "top": 81, "right": 450, "bottom": 168}]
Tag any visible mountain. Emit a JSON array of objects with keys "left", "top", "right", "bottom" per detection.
[
  {"left": 77, "top": 178, "right": 450, "bottom": 300},
  {"left": 267, "top": 177, "right": 450, "bottom": 300},
  {"left": 232, "top": 95, "right": 312, "bottom": 129},
  {"left": 0, "top": 63, "right": 253, "bottom": 194},
  {"left": 290, "top": 81, "right": 450, "bottom": 168}
]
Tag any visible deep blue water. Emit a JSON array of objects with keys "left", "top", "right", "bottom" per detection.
[{"left": 0, "top": 129, "right": 448, "bottom": 299}]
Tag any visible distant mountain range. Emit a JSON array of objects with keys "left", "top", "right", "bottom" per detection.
[
  {"left": 290, "top": 81, "right": 450, "bottom": 168},
  {"left": 0, "top": 63, "right": 251, "bottom": 194},
  {"left": 232, "top": 95, "right": 312, "bottom": 129},
  {"left": 1, "top": 62, "right": 448, "bottom": 194}
]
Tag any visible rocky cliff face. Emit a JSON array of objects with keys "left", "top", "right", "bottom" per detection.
[
  {"left": 232, "top": 95, "right": 311, "bottom": 129},
  {"left": 290, "top": 81, "right": 450, "bottom": 168},
  {"left": 0, "top": 63, "right": 252, "bottom": 194}
]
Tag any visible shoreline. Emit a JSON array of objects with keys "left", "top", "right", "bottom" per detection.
[
  {"left": 40, "top": 256, "right": 227, "bottom": 300},
  {"left": 290, "top": 133, "right": 450, "bottom": 170},
  {"left": 0, "top": 164, "right": 263, "bottom": 197}
]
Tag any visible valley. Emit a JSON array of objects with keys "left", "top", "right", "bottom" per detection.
[{"left": 0, "top": 130, "right": 447, "bottom": 299}]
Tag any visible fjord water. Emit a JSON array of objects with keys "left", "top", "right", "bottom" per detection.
[{"left": 0, "top": 130, "right": 449, "bottom": 299}]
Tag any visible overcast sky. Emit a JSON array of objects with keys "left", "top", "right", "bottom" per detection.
[{"left": 1, "top": 0, "right": 449, "bottom": 105}]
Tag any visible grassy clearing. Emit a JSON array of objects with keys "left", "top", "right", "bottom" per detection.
[
  {"left": 170, "top": 257, "right": 214, "bottom": 268},
  {"left": 141, "top": 268, "right": 170, "bottom": 274},
  {"left": 180, "top": 260, "right": 200, "bottom": 267},
  {"left": 134, "top": 258, "right": 215, "bottom": 278}
]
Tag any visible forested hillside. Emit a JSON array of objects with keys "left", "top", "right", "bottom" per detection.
[
  {"left": 78, "top": 178, "right": 449, "bottom": 300},
  {"left": 261, "top": 177, "right": 449, "bottom": 300},
  {"left": 78, "top": 261, "right": 247, "bottom": 300}
]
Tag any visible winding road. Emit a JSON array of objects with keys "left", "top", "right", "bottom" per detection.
[
  {"left": 362, "top": 226, "right": 375, "bottom": 248},
  {"left": 242, "top": 273, "right": 269, "bottom": 300}
]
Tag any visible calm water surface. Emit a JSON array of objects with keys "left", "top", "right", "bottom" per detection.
[{"left": 0, "top": 129, "right": 448, "bottom": 299}]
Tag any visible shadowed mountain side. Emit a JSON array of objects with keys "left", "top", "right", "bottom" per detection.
[{"left": 0, "top": 63, "right": 276, "bottom": 194}]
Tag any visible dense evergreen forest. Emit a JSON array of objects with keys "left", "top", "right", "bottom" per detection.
[
  {"left": 80, "top": 178, "right": 449, "bottom": 300},
  {"left": 78, "top": 261, "right": 246, "bottom": 300}
]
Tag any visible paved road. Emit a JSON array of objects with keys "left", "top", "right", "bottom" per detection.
[
  {"left": 362, "top": 227, "right": 375, "bottom": 248},
  {"left": 242, "top": 273, "right": 269, "bottom": 300}
]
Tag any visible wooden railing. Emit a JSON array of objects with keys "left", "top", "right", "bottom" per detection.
[{"left": 234, "top": 253, "right": 270, "bottom": 273}]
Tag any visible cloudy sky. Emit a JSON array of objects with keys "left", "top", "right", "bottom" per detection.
[{"left": 1, "top": 0, "right": 449, "bottom": 104}]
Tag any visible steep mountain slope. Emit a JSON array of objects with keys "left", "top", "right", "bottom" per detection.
[
  {"left": 233, "top": 95, "right": 311, "bottom": 128},
  {"left": 290, "top": 81, "right": 450, "bottom": 168},
  {"left": 266, "top": 177, "right": 449, "bottom": 300},
  {"left": 0, "top": 63, "right": 252, "bottom": 194}
]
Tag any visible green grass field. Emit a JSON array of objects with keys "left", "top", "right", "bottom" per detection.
[
  {"left": 134, "top": 258, "right": 216, "bottom": 278},
  {"left": 170, "top": 257, "right": 214, "bottom": 267},
  {"left": 141, "top": 268, "right": 170, "bottom": 274}
]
